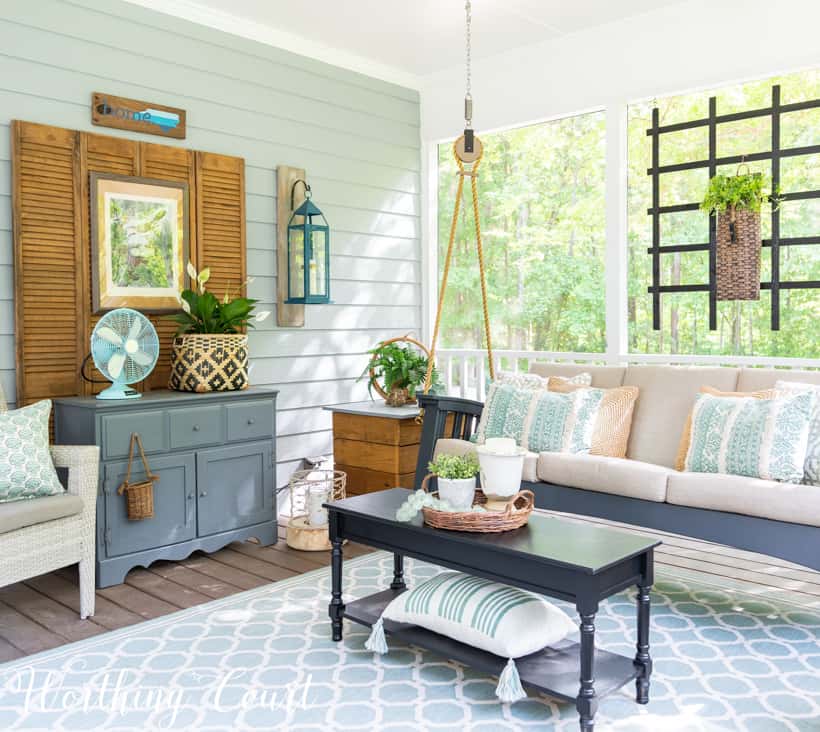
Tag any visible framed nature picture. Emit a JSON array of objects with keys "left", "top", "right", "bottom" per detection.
[{"left": 91, "top": 173, "right": 189, "bottom": 313}]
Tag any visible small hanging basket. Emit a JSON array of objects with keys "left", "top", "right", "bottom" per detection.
[
  {"left": 368, "top": 336, "right": 431, "bottom": 407},
  {"left": 117, "top": 434, "right": 158, "bottom": 521},
  {"left": 716, "top": 206, "right": 761, "bottom": 301}
]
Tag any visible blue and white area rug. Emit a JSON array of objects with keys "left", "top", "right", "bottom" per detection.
[{"left": 0, "top": 552, "right": 818, "bottom": 731}]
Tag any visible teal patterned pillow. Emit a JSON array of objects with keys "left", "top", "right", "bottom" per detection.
[
  {"left": 685, "top": 391, "right": 816, "bottom": 483},
  {"left": 474, "top": 383, "right": 536, "bottom": 445},
  {"left": 523, "top": 388, "right": 605, "bottom": 454},
  {"left": 775, "top": 381, "right": 820, "bottom": 486},
  {"left": 0, "top": 400, "right": 64, "bottom": 503}
]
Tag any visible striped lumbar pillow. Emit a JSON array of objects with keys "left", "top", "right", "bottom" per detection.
[
  {"left": 675, "top": 386, "right": 776, "bottom": 472},
  {"left": 365, "top": 571, "right": 575, "bottom": 703},
  {"left": 475, "top": 373, "right": 592, "bottom": 447},
  {"left": 684, "top": 390, "right": 816, "bottom": 483}
]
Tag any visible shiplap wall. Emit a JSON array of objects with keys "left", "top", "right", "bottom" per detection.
[{"left": 0, "top": 0, "right": 421, "bottom": 485}]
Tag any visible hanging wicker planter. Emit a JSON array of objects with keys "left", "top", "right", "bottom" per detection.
[
  {"left": 716, "top": 206, "right": 761, "bottom": 301},
  {"left": 168, "top": 333, "right": 249, "bottom": 393},
  {"left": 367, "top": 336, "right": 432, "bottom": 407}
]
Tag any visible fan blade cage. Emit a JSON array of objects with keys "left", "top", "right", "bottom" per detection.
[{"left": 91, "top": 308, "right": 160, "bottom": 385}]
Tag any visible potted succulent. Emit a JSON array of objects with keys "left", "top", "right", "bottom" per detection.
[
  {"left": 167, "top": 262, "right": 270, "bottom": 392},
  {"left": 701, "top": 167, "right": 776, "bottom": 301},
  {"left": 360, "top": 336, "right": 442, "bottom": 407},
  {"left": 427, "top": 453, "right": 480, "bottom": 510}
]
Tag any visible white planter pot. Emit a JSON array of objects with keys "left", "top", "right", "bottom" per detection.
[
  {"left": 476, "top": 447, "right": 526, "bottom": 510},
  {"left": 437, "top": 476, "right": 476, "bottom": 511}
]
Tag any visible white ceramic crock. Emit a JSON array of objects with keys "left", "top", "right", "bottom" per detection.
[{"left": 476, "top": 438, "right": 527, "bottom": 510}]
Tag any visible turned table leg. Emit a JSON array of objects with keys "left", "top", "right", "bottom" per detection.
[
  {"left": 576, "top": 606, "right": 599, "bottom": 731},
  {"left": 390, "top": 553, "right": 406, "bottom": 591},
  {"left": 635, "top": 582, "right": 653, "bottom": 704},
  {"left": 329, "top": 537, "right": 345, "bottom": 641}
]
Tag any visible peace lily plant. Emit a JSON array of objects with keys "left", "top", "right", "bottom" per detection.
[{"left": 170, "top": 262, "right": 270, "bottom": 335}]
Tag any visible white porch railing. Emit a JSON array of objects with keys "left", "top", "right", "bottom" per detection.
[{"left": 437, "top": 349, "right": 820, "bottom": 402}]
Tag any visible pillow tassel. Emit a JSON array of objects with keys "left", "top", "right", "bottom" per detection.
[
  {"left": 365, "top": 616, "right": 388, "bottom": 655},
  {"left": 495, "top": 658, "right": 526, "bottom": 703}
]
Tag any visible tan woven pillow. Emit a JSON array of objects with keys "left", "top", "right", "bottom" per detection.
[
  {"left": 675, "top": 386, "right": 776, "bottom": 471},
  {"left": 548, "top": 382, "right": 639, "bottom": 458}
]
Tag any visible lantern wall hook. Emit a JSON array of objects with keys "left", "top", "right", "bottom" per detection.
[{"left": 290, "top": 179, "right": 312, "bottom": 209}]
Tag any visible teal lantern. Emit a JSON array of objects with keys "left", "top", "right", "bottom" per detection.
[{"left": 286, "top": 180, "right": 330, "bottom": 304}]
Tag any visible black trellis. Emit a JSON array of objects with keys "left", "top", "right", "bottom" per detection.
[{"left": 646, "top": 84, "right": 820, "bottom": 331}]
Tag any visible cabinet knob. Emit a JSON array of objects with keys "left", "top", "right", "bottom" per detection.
[
  {"left": 187, "top": 493, "right": 194, "bottom": 500},
  {"left": 200, "top": 490, "right": 208, "bottom": 497},
  {"left": 193, "top": 425, "right": 200, "bottom": 432},
  {"left": 247, "top": 418, "right": 255, "bottom": 425}
]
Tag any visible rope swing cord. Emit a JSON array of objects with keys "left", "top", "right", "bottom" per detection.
[
  {"left": 423, "top": 0, "right": 494, "bottom": 395},
  {"left": 423, "top": 136, "right": 495, "bottom": 394}
]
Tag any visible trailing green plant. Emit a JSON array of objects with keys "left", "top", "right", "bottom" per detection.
[
  {"left": 359, "top": 340, "right": 442, "bottom": 398},
  {"left": 700, "top": 171, "right": 777, "bottom": 215},
  {"left": 427, "top": 453, "right": 480, "bottom": 480},
  {"left": 169, "top": 262, "right": 270, "bottom": 335}
]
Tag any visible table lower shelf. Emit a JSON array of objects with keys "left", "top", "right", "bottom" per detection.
[{"left": 345, "top": 588, "right": 639, "bottom": 704}]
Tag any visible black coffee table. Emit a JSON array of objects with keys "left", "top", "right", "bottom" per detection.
[{"left": 325, "top": 488, "right": 659, "bottom": 732}]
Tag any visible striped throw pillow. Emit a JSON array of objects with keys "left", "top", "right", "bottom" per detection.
[
  {"left": 684, "top": 391, "right": 816, "bottom": 483},
  {"left": 381, "top": 571, "right": 575, "bottom": 660},
  {"left": 675, "top": 386, "right": 776, "bottom": 471},
  {"left": 522, "top": 388, "right": 604, "bottom": 454},
  {"left": 475, "top": 373, "right": 592, "bottom": 446}
]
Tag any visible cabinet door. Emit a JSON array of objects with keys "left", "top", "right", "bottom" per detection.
[
  {"left": 196, "top": 441, "right": 274, "bottom": 537},
  {"left": 103, "top": 453, "right": 196, "bottom": 557}
]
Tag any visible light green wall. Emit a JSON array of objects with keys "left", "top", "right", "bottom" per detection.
[{"left": 0, "top": 0, "right": 421, "bottom": 483}]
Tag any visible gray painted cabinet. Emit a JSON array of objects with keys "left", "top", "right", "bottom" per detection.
[{"left": 54, "top": 388, "right": 278, "bottom": 587}]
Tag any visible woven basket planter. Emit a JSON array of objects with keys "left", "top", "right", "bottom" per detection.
[
  {"left": 168, "top": 333, "right": 249, "bottom": 393},
  {"left": 716, "top": 208, "right": 761, "bottom": 301}
]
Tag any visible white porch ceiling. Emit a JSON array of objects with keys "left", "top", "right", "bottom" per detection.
[{"left": 126, "top": 0, "right": 685, "bottom": 85}]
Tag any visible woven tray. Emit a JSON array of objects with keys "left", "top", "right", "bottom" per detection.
[{"left": 419, "top": 474, "right": 534, "bottom": 533}]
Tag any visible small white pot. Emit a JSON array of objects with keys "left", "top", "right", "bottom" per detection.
[{"left": 437, "top": 476, "right": 476, "bottom": 511}]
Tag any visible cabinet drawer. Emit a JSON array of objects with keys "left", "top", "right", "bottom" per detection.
[
  {"left": 169, "top": 405, "right": 224, "bottom": 449},
  {"left": 226, "top": 401, "right": 275, "bottom": 442},
  {"left": 101, "top": 411, "right": 167, "bottom": 460}
]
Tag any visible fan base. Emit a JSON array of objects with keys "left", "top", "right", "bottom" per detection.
[{"left": 96, "top": 384, "right": 142, "bottom": 400}]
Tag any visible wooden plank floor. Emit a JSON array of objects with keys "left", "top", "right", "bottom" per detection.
[{"left": 0, "top": 516, "right": 817, "bottom": 663}]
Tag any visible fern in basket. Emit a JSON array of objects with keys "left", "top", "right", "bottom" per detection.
[{"left": 360, "top": 341, "right": 442, "bottom": 400}]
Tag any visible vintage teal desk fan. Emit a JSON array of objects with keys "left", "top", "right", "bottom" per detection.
[{"left": 91, "top": 308, "right": 160, "bottom": 400}]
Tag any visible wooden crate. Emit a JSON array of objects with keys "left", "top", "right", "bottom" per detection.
[{"left": 331, "top": 409, "right": 422, "bottom": 495}]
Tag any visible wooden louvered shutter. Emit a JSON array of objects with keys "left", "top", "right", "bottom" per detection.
[
  {"left": 140, "top": 143, "right": 197, "bottom": 390},
  {"left": 80, "top": 133, "right": 139, "bottom": 395},
  {"left": 13, "top": 122, "right": 246, "bottom": 407},
  {"left": 195, "top": 152, "right": 246, "bottom": 299},
  {"left": 11, "top": 121, "right": 83, "bottom": 405}
]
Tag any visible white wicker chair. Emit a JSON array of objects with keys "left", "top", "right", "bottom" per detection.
[{"left": 0, "top": 385, "right": 98, "bottom": 618}]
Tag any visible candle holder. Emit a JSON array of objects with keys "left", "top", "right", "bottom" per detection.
[{"left": 286, "top": 469, "right": 347, "bottom": 551}]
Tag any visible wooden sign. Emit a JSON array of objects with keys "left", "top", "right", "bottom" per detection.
[{"left": 91, "top": 92, "right": 186, "bottom": 139}]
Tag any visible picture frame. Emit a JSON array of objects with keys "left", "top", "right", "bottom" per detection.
[{"left": 90, "top": 173, "right": 189, "bottom": 313}]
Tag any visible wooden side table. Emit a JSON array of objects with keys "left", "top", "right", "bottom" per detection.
[{"left": 324, "top": 402, "right": 422, "bottom": 495}]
